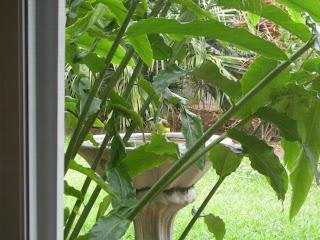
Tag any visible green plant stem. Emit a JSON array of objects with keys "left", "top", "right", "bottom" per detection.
[
  {"left": 150, "top": 0, "right": 166, "bottom": 17},
  {"left": 65, "top": 46, "right": 135, "bottom": 239},
  {"left": 160, "top": 1, "right": 171, "bottom": 17},
  {"left": 297, "top": 48, "right": 314, "bottom": 71},
  {"left": 123, "top": 92, "right": 156, "bottom": 142},
  {"left": 69, "top": 47, "right": 135, "bottom": 160},
  {"left": 251, "top": 120, "right": 263, "bottom": 136},
  {"left": 69, "top": 0, "right": 166, "bottom": 160},
  {"left": 179, "top": 176, "right": 226, "bottom": 240},
  {"left": 122, "top": 59, "right": 144, "bottom": 99},
  {"left": 66, "top": 2, "right": 167, "bottom": 237},
  {"left": 125, "top": 35, "right": 316, "bottom": 221},
  {"left": 64, "top": 0, "right": 141, "bottom": 172},
  {"left": 68, "top": 91, "right": 157, "bottom": 239},
  {"left": 68, "top": 175, "right": 106, "bottom": 240},
  {"left": 65, "top": 48, "right": 136, "bottom": 238}
]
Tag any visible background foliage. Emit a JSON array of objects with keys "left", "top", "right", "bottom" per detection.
[{"left": 64, "top": 0, "right": 320, "bottom": 239}]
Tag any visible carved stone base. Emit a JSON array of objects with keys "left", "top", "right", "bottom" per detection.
[{"left": 133, "top": 187, "right": 196, "bottom": 240}]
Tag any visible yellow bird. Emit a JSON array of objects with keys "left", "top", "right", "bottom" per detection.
[{"left": 146, "top": 117, "right": 171, "bottom": 133}]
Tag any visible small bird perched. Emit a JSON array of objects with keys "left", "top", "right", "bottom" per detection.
[{"left": 146, "top": 117, "right": 171, "bottom": 133}]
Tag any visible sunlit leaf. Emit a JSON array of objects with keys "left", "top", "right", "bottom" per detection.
[
  {"left": 204, "top": 214, "right": 226, "bottom": 240},
  {"left": 209, "top": 144, "right": 243, "bottom": 177},
  {"left": 98, "top": 0, "right": 127, "bottom": 25},
  {"left": 281, "top": 139, "right": 300, "bottom": 172},
  {"left": 121, "top": 134, "right": 179, "bottom": 177},
  {"left": 64, "top": 181, "right": 84, "bottom": 202},
  {"left": 289, "top": 150, "right": 314, "bottom": 220}
]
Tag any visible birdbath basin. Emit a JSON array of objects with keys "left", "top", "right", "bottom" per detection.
[{"left": 78, "top": 132, "right": 232, "bottom": 240}]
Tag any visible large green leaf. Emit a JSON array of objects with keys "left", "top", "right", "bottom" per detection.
[
  {"left": 64, "top": 181, "right": 84, "bottom": 202},
  {"left": 209, "top": 144, "right": 243, "bottom": 177},
  {"left": 66, "top": 3, "right": 109, "bottom": 40},
  {"left": 255, "top": 107, "right": 301, "bottom": 142},
  {"left": 81, "top": 53, "right": 106, "bottom": 73},
  {"left": 171, "top": 0, "right": 215, "bottom": 19},
  {"left": 96, "top": 195, "right": 112, "bottom": 221},
  {"left": 75, "top": 33, "right": 134, "bottom": 65},
  {"left": 145, "top": 134, "right": 179, "bottom": 155},
  {"left": 289, "top": 150, "right": 314, "bottom": 220},
  {"left": 106, "top": 163, "right": 135, "bottom": 206},
  {"left": 68, "top": 160, "right": 121, "bottom": 201},
  {"left": 281, "top": 139, "right": 300, "bottom": 172},
  {"left": 189, "top": 62, "right": 242, "bottom": 100},
  {"left": 121, "top": 134, "right": 179, "bottom": 177},
  {"left": 109, "top": 91, "right": 132, "bottom": 109},
  {"left": 148, "top": 34, "right": 172, "bottom": 60},
  {"left": 152, "top": 64, "right": 192, "bottom": 94},
  {"left": 217, "top": 0, "right": 311, "bottom": 41},
  {"left": 227, "top": 129, "right": 287, "bottom": 201},
  {"left": 302, "top": 58, "right": 320, "bottom": 73},
  {"left": 203, "top": 214, "right": 226, "bottom": 240},
  {"left": 235, "top": 56, "right": 290, "bottom": 118},
  {"left": 110, "top": 133, "right": 127, "bottom": 166},
  {"left": 107, "top": 102, "right": 144, "bottom": 135},
  {"left": 128, "top": 35, "right": 153, "bottom": 67},
  {"left": 275, "top": 0, "right": 320, "bottom": 22},
  {"left": 98, "top": 0, "right": 126, "bottom": 25},
  {"left": 163, "top": 88, "right": 189, "bottom": 106},
  {"left": 126, "top": 18, "right": 289, "bottom": 61},
  {"left": 87, "top": 213, "right": 130, "bottom": 240},
  {"left": 180, "top": 109, "right": 205, "bottom": 170}
]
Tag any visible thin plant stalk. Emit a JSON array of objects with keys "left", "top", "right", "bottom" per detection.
[
  {"left": 69, "top": 47, "right": 135, "bottom": 160},
  {"left": 64, "top": 0, "right": 141, "bottom": 172},
  {"left": 125, "top": 35, "right": 316, "bottom": 221},
  {"left": 64, "top": 47, "right": 134, "bottom": 237},
  {"left": 179, "top": 176, "right": 225, "bottom": 240},
  {"left": 67, "top": 88, "right": 157, "bottom": 239},
  {"left": 66, "top": 1, "right": 167, "bottom": 235}
]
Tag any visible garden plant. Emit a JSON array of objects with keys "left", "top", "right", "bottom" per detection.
[{"left": 64, "top": 0, "right": 320, "bottom": 239}]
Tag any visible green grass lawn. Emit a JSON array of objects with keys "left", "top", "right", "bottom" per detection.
[{"left": 64, "top": 135, "right": 320, "bottom": 240}]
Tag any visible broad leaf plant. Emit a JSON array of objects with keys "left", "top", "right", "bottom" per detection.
[{"left": 64, "top": 0, "right": 320, "bottom": 239}]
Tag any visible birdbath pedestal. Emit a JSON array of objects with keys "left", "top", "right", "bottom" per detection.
[{"left": 78, "top": 132, "right": 232, "bottom": 240}]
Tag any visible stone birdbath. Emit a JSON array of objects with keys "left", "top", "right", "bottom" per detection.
[{"left": 78, "top": 132, "right": 232, "bottom": 240}]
